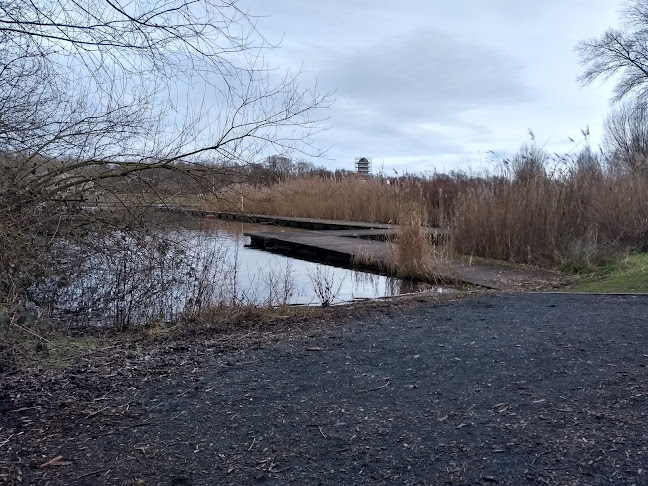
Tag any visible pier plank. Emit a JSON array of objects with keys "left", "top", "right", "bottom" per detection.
[{"left": 217, "top": 212, "right": 395, "bottom": 230}]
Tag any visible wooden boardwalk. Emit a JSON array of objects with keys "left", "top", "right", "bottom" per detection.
[
  {"left": 156, "top": 205, "right": 399, "bottom": 231},
  {"left": 157, "top": 206, "right": 563, "bottom": 290},
  {"left": 247, "top": 230, "right": 388, "bottom": 266},
  {"left": 216, "top": 212, "right": 395, "bottom": 231},
  {"left": 245, "top": 230, "right": 563, "bottom": 291}
]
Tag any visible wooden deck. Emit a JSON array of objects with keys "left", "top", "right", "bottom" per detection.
[
  {"left": 156, "top": 206, "right": 398, "bottom": 231},
  {"left": 245, "top": 230, "right": 563, "bottom": 291},
  {"left": 247, "top": 231, "right": 388, "bottom": 266},
  {"left": 216, "top": 212, "right": 395, "bottom": 231},
  {"left": 157, "top": 206, "right": 562, "bottom": 290}
]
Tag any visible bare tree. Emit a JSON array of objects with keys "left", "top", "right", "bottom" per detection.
[
  {"left": 603, "top": 100, "right": 648, "bottom": 170},
  {"left": 0, "top": 0, "right": 330, "bottom": 317},
  {"left": 0, "top": 0, "right": 330, "bottom": 191},
  {"left": 577, "top": 0, "right": 648, "bottom": 102}
]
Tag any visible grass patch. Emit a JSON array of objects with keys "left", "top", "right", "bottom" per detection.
[
  {"left": 561, "top": 253, "right": 648, "bottom": 293},
  {"left": 165, "top": 303, "right": 326, "bottom": 332}
]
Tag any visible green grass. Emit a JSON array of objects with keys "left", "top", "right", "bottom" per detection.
[{"left": 562, "top": 253, "right": 648, "bottom": 293}]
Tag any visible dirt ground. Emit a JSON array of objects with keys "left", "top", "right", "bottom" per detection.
[{"left": 2, "top": 292, "right": 648, "bottom": 485}]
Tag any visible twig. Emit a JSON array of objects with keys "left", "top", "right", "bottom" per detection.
[
  {"left": 11, "top": 321, "right": 56, "bottom": 347},
  {"left": 10, "top": 406, "right": 41, "bottom": 413},
  {"left": 175, "top": 389, "right": 192, "bottom": 399},
  {"left": 319, "top": 426, "right": 326, "bottom": 439},
  {"left": 91, "top": 422, "right": 150, "bottom": 438},
  {"left": 530, "top": 450, "right": 548, "bottom": 466},
  {"left": 248, "top": 438, "right": 256, "bottom": 451},
  {"left": 38, "top": 456, "right": 64, "bottom": 468},
  {"left": 49, "top": 214, "right": 63, "bottom": 244},
  {"left": 149, "top": 388, "right": 193, "bottom": 410},
  {"left": 577, "top": 450, "right": 595, "bottom": 465},
  {"left": 0, "top": 434, "right": 13, "bottom": 448},
  {"left": 71, "top": 468, "right": 111, "bottom": 483},
  {"left": 357, "top": 378, "right": 390, "bottom": 394},
  {"left": 85, "top": 405, "right": 109, "bottom": 419}
]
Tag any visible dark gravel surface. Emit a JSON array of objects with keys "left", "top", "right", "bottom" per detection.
[{"left": 2, "top": 293, "right": 648, "bottom": 485}]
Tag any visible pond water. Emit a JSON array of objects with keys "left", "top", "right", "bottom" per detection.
[
  {"left": 51, "top": 219, "right": 444, "bottom": 326},
  {"left": 215, "top": 223, "right": 436, "bottom": 305}
]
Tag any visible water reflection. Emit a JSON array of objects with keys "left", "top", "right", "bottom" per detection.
[{"left": 50, "top": 219, "right": 442, "bottom": 326}]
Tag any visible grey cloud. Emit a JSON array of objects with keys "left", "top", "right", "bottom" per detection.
[
  {"left": 318, "top": 106, "right": 475, "bottom": 164},
  {"left": 307, "top": 28, "right": 533, "bottom": 164},
  {"left": 320, "top": 28, "right": 531, "bottom": 121}
]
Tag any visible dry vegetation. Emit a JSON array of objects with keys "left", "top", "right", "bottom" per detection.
[
  {"left": 4, "top": 0, "right": 648, "bottom": 368},
  {"left": 206, "top": 173, "right": 474, "bottom": 226},
  {"left": 385, "top": 210, "right": 451, "bottom": 283},
  {"left": 0, "top": 0, "right": 330, "bottom": 364},
  {"left": 451, "top": 145, "right": 648, "bottom": 268},
  {"left": 205, "top": 140, "right": 648, "bottom": 274}
]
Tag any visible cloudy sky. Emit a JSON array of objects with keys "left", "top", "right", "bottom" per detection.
[{"left": 249, "top": 1, "right": 624, "bottom": 174}]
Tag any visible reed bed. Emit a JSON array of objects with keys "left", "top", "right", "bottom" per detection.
[
  {"left": 205, "top": 174, "right": 465, "bottom": 226},
  {"left": 207, "top": 147, "right": 648, "bottom": 271},
  {"left": 450, "top": 149, "right": 648, "bottom": 268}
]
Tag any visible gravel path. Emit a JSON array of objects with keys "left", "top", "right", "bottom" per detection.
[{"left": 2, "top": 293, "right": 648, "bottom": 485}]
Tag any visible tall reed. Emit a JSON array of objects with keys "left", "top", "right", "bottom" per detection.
[
  {"left": 206, "top": 174, "right": 466, "bottom": 226},
  {"left": 385, "top": 209, "right": 449, "bottom": 282},
  {"left": 450, "top": 147, "right": 648, "bottom": 267}
]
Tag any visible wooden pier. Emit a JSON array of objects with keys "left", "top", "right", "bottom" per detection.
[
  {"left": 157, "top": 206, "right": 563, "bottom": 291},
  {"left": 156, "top": 205, "right": 396, "bottom": 231},
  {"left": 245, "top": 229, "right": 563, "bottom": 291},
  {"left": 246, "top": 230, "right": 388, "bottom": 266},
  {"left": 216, "top": 212, "right": 394, "bottom": 231}
]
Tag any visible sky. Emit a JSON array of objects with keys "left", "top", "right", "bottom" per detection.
[{"left": 245, "top": 0, "right": 625, "bottom": 174}]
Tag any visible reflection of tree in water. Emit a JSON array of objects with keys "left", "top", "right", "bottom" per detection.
[
  {"left": 49, "top": 220, "right": 439, "bottom": 325},
  {"left": 352, "top": 272, "right": 425, "bottom": 297},
  {"left": 49, "top": 227, "right": 241, "bottom": 328},
  {"left": 352, "top": 271, "right": 381, "bottom": 296},
  {"left": 395, "top": 278, "right": 420, "bottom": 295},
  {"left": 386, "top": 277, "right": 400, "bottom": 296}
]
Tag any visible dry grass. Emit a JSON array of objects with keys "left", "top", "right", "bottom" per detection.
[
  {"left": 450, "top": 147, "right": 648, "bottom": 268},
  {"left": 351, "top": 248, "right": 385, "bottom": 270},
  {"left": 351, "top": 208, "right": 452, "bottom": 283},
  {"left": 0, "top": 313, "right": 107, "bottom": 372},
  {"left": 204, "top": 174, "right": 465, "bottom": 226},
  {"left": 207, "top": 146, "right": 648, "bottom": 273},
  {"left": 386, "top": 210, "right": 452, "bottom": 283}
]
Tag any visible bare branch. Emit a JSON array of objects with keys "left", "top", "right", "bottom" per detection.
[
  {"left": 0, "top": 0, "right": 331, "bottom": 313},
  {"left": 577, "top": 1, "right": 648, "bottom": 103}
]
